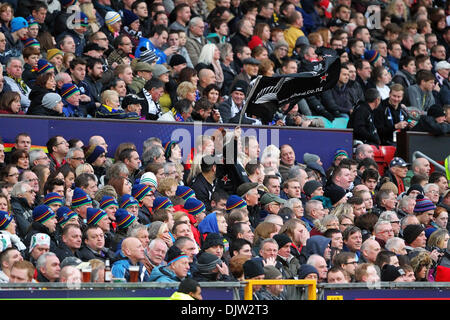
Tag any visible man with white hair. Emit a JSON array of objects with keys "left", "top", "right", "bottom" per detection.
[
  {"left": 373, "top": 220, "right": 395, "bottom": 248},
  {"left": 397, "top": 196, "right": 416, "bottom": 218},
  {"left": 306, "top": 254, "right": 328, "bottom": 283},
  {"left": 29, "top": 149, "right": 51, "bottom": 168},
  {"left": 424, "top": 183, "right": 440, "bottom": 204},
  {"left": 385, "top": 237, "right": 407, "bottom": 256},
  {"left": 360, "top": 238, "right": 381, "bottom": 263},
  {"left": 185, "top": 17, "right": 206, "bottom": 66},
  {"left": 379, "top": 211, "right": 401, "bottom": 236},
  {"left": 302, "top": 200, "right": 326, "bottom": 231}
]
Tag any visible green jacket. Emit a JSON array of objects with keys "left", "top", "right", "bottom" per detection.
[{"left": 128, "top": 76, "right": 146, "bottom": 94}]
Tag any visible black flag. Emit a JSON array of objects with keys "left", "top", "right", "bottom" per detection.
[{"left": 242, "top": 50, "right": 341, "bottom": 124}]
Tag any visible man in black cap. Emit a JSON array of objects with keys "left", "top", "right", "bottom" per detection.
[
  {"left": 217, "top": 80, "right": 248, "bottom": 123},
  {"left": 233, "top": 57, "right": 260, "bottom": 86},
  {"left": 237, "top": 182, "right": 261, "bottom": 224},
  {"left": 243, "top": 258, "right": 265, "bottom": 299},
  {"left": 403, "top": 224, "right": 427, "bottom": 256},
  {"left": 191, "top": 251, "right": 234, "bottom": 282},
  {"left": 381, "top": 264, "right": 406, "bottom": 282},
  {"left": 82, "top": 42, "right": 107, "bottom": 60},
  {"left": 122, "top": 94, "right": 145, "bottom": 117}
]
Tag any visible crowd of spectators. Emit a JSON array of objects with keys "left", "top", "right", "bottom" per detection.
[
  {"left": 0, "top": 0, "right": 448, "bottom": 132},
  {"left": 0, "top": 0, "right": 449, "bottom": 300},
  {"left": 0, "top": 130, "right": 449, "bottom": 300}
]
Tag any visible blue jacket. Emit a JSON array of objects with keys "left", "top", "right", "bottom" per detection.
[
  {"left": 62, "top": 101, "right": 84, "bottom": 117},
  {"left": 149, "top": 265, "right": 183, "bottom": 283},
  {"left": 111, "top": 258, "right": 151, "bottom": 282},
  {"left": 135, "top": 38, "right": 166, "bottom": 64},
  {"left": 304, "top": 235, "right": 331, "bottom": 258}
]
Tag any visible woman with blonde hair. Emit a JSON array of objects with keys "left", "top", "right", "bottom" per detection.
[
  {"left": 386, "top": 0, "right": 409, "bottom": 25},
  {"left": 176, "top": 81, "right": 197, "bottom": 103},
  {"left": 427, "top": 228, "right": 450, "bottom": 250},
  {"left": 75, "top": 163, "right": 95, "bottom": 177},
  {"left": 80, "top": 2, "right": 101, "bottom": 35},
  {"left": 196, "top": 43, "right": 224, "bottom": 88},
  {"left": 148, "top": 221, "right": 172, "bottom": 247}
]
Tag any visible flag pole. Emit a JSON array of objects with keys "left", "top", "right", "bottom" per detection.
[{"left": 239, "top": 75, "right": 262, "bottom": 126}]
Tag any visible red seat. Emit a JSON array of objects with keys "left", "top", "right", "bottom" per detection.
[{"left": 370, "top": 145, "right": 396, "bottom": 176}]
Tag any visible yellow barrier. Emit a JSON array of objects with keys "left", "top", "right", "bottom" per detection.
[{"left": 243, "top": 279, "right": 317, "bottom": 300}]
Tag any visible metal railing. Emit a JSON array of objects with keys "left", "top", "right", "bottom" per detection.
[{"left": 412, "top": 151, "right": 446, "bottom": 172}]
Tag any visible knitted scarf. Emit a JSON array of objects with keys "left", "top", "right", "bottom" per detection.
[{"left": 8, "top": 72, "right": 29, "bottom": 94}]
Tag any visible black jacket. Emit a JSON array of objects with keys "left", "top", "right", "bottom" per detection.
[
  {"left": 347, "top": 101, "right": 381, "bottom": 145},
  {"left": 190, "top": 173, "right": 216, "bottom": 212},
  {"left": 78, "top": 245, "right": 115, "bottom": 262},
  {"left": 412, "top": 116, "right": 450, "bottom": 135},
  {"left": 373, "top": 99, "right": 410, "bottom": 145},
  {"left": 10, "top": 197, "right": 34, "bottom": 240},
  {"left": 23, "top": 221, "right": 61, "bottom": 254}
]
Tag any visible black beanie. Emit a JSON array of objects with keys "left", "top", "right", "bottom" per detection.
[
  {"left": 303, "top": 180, "right": 323, "bottom": 197},
  {"left": 196, "top": 251, "right": 222, "bottom": 273},
  {"left": 381, "top": 264, "right": 405, "bottom": 281},
  {"left": 273, "top": 233, "right": 292, "bottom": 249},
  {"left": 169, "top": 54, "right": 187, "bottom": 67},
  {"left": 201, "top": 233, "right": 224, "bottom": 251},
  {"left": 403, "top": 224, "right": 425, "bottom": 245},
  {"left": 243, "top": 258, "right": 265, "bottom": 278},
  {"left": 406, "top": 184, "right": 424, "bottom": 196},
  {"left": 324, "top": 184, "right": 347, "bottom": 205}
]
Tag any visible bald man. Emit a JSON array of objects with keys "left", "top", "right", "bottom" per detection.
[{"left": 111, "top": 237, "right": 151, "bottom": 282}]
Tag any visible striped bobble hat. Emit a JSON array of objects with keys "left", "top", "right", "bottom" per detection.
[
  {"left": 132, "top": 184, "right": 153, "bottom": 202},
  {"left": 26, "top": 16, "right": 38, "bottom": 27},
  {"left": 413, "top": 194, "right": 436, "bottom": 213},
  {"left": 43, "top": 192, "right": 64, "bottom": 206},
  {"left": 37, "top": 59, "right": 55, "bottom": 75},
  {"left": 163, "top": 141, "right": 178, "bottom": 159},
  {"left": 115, "top": 208, "right": 136, "bottom": 229},
  {"left": 0, "top": 211, "right": 13, "bottom": 230},
  {"left": 32, "top": 205, "right": 56, "bottom": 224},
  {"left": 99, "top": 196, "right": 119, "bottom": 210},
  {"left": 176, "top": 185, "right": 195, "bottom": 201},
  {"left": 153, "top": 196, "right": 173, "bottom": 211},
  {"left": 56, "top": 206, "right": 78, "bottom": 226},
  {"left": 334, "top": 149, "right": 349, "bottom": 160},
  {"left": 140, "top": 172, "right": 158, "bottom": 189},
  {"left": 61, "top": 83, "right": 80, "bottom": 99},
  {"left": 105, "top": 11, "right": 121, "bottom": 25},
  {"left": 363, "top": 50, "right": 381, "bottom": 65},
  {"left": 119, "top": 194, "right": 139, "bottom": 209},
  {"left": 139, "top": 47, "right": 157, "bottom": 64},
  {"left": 226, "top": 195, "right": 247, "bottom": 212},
  {"left": 23, "top": 38, "right": 40, "bottom": 48},
  {"left": 73, "top": 11, "right": 89, "bottom": 27},
  {"left": 184, "top": 197, "right": 205, "bottom": 216},
  {"left": 166, "top": 245, "right": 189, "bottom": 265},
  {"left": 86, "top": 208, "right": 108, "bottom": 225},
  {"left": 71, "top": 187, "right": 92, "bottom": 208}
]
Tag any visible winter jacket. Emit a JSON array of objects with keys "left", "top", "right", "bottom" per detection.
[
  {"left": 412, "top": 115, "right": 450, "bottom": 135},
  {"left": 111, "top": 258, "right": 151, "bottom": 282},
  {"left": 23, "top": 221, "right": 60, "bottom": 254},
  {"left": 148, "top": 264, "right": 184, "bottom": 283},
  {"left": 10, "top": 196, "right": 33, "bottom": 240},
  {"left": 347, "top": 101, "right": 381, "bottom": 145},
  {"left": 406, "top": 85, "right": 435, "bottom": 112},
  {"left": 373, "top": 98, "right": 410, "bottom": 145}
]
